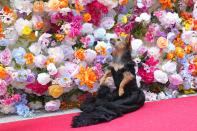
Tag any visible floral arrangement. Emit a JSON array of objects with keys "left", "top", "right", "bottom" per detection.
[{"left": 0, "top": 0, "right": 197, "bottom": 117}]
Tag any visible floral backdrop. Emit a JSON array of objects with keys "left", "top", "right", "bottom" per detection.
[{"left": 0, "top": 0, "right": 197, "bottom": 117}]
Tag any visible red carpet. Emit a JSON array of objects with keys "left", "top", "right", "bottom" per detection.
[{"left": 1, "top": 96, "right": 197, "bottom": 131}]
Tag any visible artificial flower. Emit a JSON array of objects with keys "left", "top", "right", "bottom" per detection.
[
  {"left": 12, "top": 47, "right": 26, "bottom": 65},
  {"left": 154, "top": 70, "right": 168, "bottom": 84},
  {"left": 48, "top": 84, "right": 64, "bottom": 98},
  {"left": 48, "top": 47, "right": 65, "bottom": 63},
  {"left": 84, "top": 49, "right": 97, "bottom": 63},
  {"left": 75, "top": 49, "right": 85, "bottom": 61},
  {"left": 169, "top": 74, "right": 183, "bottom": 86},
  {"left": 45, "top": 100, "right": 61, "bottom": 112},
  {"left": 14, "top": 18, "right": 32, "bottom": 36},
  {"left": 75, "top": 66, "right": 97, "bottom": 89},
  {"left": 0, "top": 80, "right": 7, "bottom": 96},
  {"left": 157, "top": 37, "right": 168, "bottom": 48},
  {"left": 28, "top": 101, "right": 43, "bottom": 110},
  {"left": 24, "top": 53, "right": 34, "bottom": 65},
  {"left": 162, "top": 61, "right": 177, "bottom": 74},
  {"left": 26, "top": 81, "right": 48, "bottom": 95},
  {"left": 47, "top": 63, "right": 58, "bottom": 75},
  {"left": 81, "top": 23, "right": 94, "bottom": 34},
  {"left": 37, "top": 73, "right": 51, "bottom": 85}
]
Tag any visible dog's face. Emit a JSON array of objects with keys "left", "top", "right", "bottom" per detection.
[{"left": 112, "top": 42, "right": 127, "bottom": 59}]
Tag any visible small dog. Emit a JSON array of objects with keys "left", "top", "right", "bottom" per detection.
[
  {"left": 72, "top": 40, "right": 145, "bottom": 128},
  {"left": 100, "top": 41, "right": 135, "bottom": 96}
]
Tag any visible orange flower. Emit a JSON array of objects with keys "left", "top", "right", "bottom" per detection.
[
  {"left": 157, "top": 37, "right": 168, "bottom": 48},
  {"left": 180, "top": 11, "right": 192, "bottom": 20},
  {"left": 24, "top": 53, "right": 35, "bottom": 65},
  {"left": 55, "top": 34, "right": 65, "bottom": 41},
  {"left": 45, "top": 57, "right": 55, "bottom": 66},
  {"left": 75, "top": 1, "right": 84, "bottom": 13},
  {"left": 0, "top": 21, "right": 4, "bottom": 39},
  {"left": 0, "top": 66, "right": 8, "bottom": 79},
  {"left": 35, "top": 21, "right": 44, "bottom": 30},
  {"left": 173, "top": 34, "right": 184, "bottom": 47},
  {"left": 48, "top": 0, "right": 60, "bottom": 11},
  {"left": 83, "top": 13, "right": 91, "bottom": 22},
  {"left": 59, "top": 0, "right": 68, "bottom": 8},
  {"left": 193, "top": 20, "right": 197, "bottom": 30},
  {"left": 184, "top": 45, "right": 193, "bottom": 54},
  {"left": 33, "top": 1, "right": 44, "bottom": 13},
  {"left": 3, "top": 6, "right": 13, "bottom": 15},
  {"left": 75, "top": 49, "right": 85, "bottom": 61},
  {"left": 119, "top": 0, "right": 128, "bottom": 5},
  {"left": 167, "top": 52, "right": 175, "bottom": 60},
  {"left": 175, "top": 47, "right": 185, "bottom": 59},
  {"left": 75, "top": 66, "right": 97, "bottom": 89},
  {"left": 159, "top": 0, "right": 176, "bottom": 9}
]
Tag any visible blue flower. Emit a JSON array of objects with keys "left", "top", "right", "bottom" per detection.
[
  {"left": 0, "top": 39, "right": 10, "bottom": 46},
  {"left": 93, "top": 28, "right": 106, "bottom": 40},
  {"left": 15, "top": 69, "right": 33, "bottom": 83},
  {"left": 15, "top": 94, "right": 33, "bottom": 117},
  {"left": 12, "top": 47, "right": 26, "bottom": 65}
]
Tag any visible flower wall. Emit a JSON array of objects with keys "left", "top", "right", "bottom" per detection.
[{"left": 0, "top": 0, "right": 197, "bottom": 116}]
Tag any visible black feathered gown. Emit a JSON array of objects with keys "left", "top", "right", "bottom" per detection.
[{"left": 72, "top": 53, "right": 145, "bottom": 128}]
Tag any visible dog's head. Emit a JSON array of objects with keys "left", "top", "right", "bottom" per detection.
[{"left": 111, "top": 39, "right": 131, "bottom": 60}]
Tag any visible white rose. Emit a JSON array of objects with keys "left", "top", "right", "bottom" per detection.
[
  {"left": 81, "top": 23, "right": 94, "bottom": 34},
  {"left": 45, "top": 100, "right": 61, "bottom": 112},
  {"left": 154, "top": 70, "right": 168, "bottom": 84},
  {"left": 131, "top": 39, "right": 143, "bottom": 51},
  {"left": 48, "top": 47, "right": 64, "bottom": 63},
  {"left": 29, "top": 43, "right": 41, "bottom": 55},
  {"left": 140, "top": 13, "right": 151, "bottom": 23},
  {"left": 93, "top": 28, "right": 106, "bottom": 39},
  {"left": 148, "top": 47, "right": 160, "bottom": 58},
  {"left": 35, "top": 55, "right": 47, "bottom": 68},
  {"left": 37, "top": 73, "right": 51, "bottom": 85},
  {"left": 0, "top": 105, "right": 16, "bottom": 114},
  {"left": 84, "top": 49, "right": 97, "bottom": 63},
  {"left": 47, "top": 63, "right": 57, "bottom": 75},
  {"left": 162, "top": 61, "right": 177, "bottom": 74}
]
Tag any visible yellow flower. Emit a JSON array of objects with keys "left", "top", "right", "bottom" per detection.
[
  {"left": 45, "top": 57, "right": 55, "bottom": 66},
  {"left": 55, "top": 34, "right": 65, "bottom": 41},
  {"left": 184, "top": 22, "right": 191, "bottom": 31},
  {"left": 22, "top": 26, "right": 32, "bottom": 36},
  {"left": 48, "top": 85, "right": 64, "bottom": 98},
  {"left": 120, "top": 32, "right": 128, "bottom": 38},
  {"left": 75, "top": 66, "right": 97, "bottom": 89},
  {"left": 24, "top": 53, "right": 35, "bottom": 65},
  {"left": 121, "top": 15, "right": 128, "bottom": 24}
]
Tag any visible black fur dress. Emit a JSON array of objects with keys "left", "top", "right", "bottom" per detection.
[{"left": 72, "top": 51, "right": 145, "bottom": 128}]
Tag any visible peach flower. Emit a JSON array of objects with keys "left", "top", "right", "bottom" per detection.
[{"left": 157, "top": 37, "right": 168, "bottom": 48}]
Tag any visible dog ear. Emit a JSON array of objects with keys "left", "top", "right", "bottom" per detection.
[{"left": 125, "top": 34, "right": 132, "bottom": 51}]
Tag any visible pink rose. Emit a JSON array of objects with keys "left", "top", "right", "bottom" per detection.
[
  {"left": 169, "top": 74, "right": 183, "bottom": 86},
  {"left": 45, "top": 100, "right": 61, "bottom": 112}
]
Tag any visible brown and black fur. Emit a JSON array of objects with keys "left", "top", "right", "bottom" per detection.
[{"left": 72, "top": 40, "right": 145, "bottom": 128}]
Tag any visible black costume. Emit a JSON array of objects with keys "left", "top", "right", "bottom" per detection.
[{"left": 72, "top": 51, "right": 145, "bottom": 128}]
